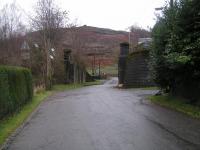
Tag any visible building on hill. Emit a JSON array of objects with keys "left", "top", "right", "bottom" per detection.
[
  {"left": 118, "top": 40, "right": 155, "bottom": 87},
  {"left": 138, "top": 38, "right": 152, "bottom": 48}
]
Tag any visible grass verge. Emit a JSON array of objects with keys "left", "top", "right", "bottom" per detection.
[
  {"left": 0, "top": 80, "right": 102, "bottom": 146},
  {"left": 149, "top": 95, "right": 200, "bottom": 119}
]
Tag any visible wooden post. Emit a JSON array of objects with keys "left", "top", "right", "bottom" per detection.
[
  {"left": 92, "top": 55, "right": 95, "bottom": 75},
  {"left": 94, "top": 54, "right": 96, "bottom": 75},
  {"left": 99, "top": 59, "right": 101, "bottom": 78}
]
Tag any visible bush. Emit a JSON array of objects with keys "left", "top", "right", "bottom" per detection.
[
  {"left": 151, "top": 0, "right": 200, "bottom": 101},
  {"left": 0, "top": 66, "right": 33, "bottom": 119}
]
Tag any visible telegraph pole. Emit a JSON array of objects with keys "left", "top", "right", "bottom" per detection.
[
  {"left": 98, "top": 59, "right": 101, "bottom": 78},
  {"left": 170, "top": 0, "right": 173, "bottom": 8}
]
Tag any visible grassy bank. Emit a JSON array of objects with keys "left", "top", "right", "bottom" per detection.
[
  {"left": 100, "top": 65, "right": 118, "bottom": 75},
  {"left": 0, "top": 80, "right": 102, "bottom": 146},
  {"left": 149, "top": 95, "right": 200, "bottom": 119}
]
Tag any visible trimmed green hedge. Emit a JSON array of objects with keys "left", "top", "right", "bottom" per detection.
[{"left": 0, "top": 66, "right": 33, "bottom": 119}]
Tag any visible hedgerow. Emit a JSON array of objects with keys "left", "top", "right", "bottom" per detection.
[{"left": 0, "top": 66, "right": 33, "bottom": 119}]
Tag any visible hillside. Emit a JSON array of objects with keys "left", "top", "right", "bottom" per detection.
[
  {"left": 61, "top": 25, "right": 130, "bottom": 66},
  {"left": 26, "top": 25, "right": 150, "bottom": 68}
]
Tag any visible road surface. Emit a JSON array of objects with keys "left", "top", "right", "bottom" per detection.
[{"left": 6, "top": 78, "right": 200, "bottom": 150}]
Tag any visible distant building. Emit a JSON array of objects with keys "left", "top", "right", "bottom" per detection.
[
  {"left": 138, "top": 38, "right": 152, "bottom": 48},
  {"left": 138, "top": 38, "right": 152, "bottom": 44}
]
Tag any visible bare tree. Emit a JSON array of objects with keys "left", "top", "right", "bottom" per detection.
[
  {"left": 68, "top": 26, "right": 88, "bottom": 65},
  {"left": 0, "top": 2, "right": 26, "bottom": 65},
  {"left": 32, "top": 0, "right": 68, "bottom": 89}
]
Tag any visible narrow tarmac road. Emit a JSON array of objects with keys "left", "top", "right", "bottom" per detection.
[{"left": 6, "top": 78, "right": 200, "bottom": 150}]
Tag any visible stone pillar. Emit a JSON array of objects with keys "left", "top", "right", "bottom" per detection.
[{"left": 118, "top": 42, "right": 129, "bottom": 85}]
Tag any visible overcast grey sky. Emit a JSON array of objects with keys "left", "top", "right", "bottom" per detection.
[{"left": 1, "top": 0, "right": 166, "bottom": 31}]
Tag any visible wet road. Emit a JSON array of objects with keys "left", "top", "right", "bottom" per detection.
[{"left": 6, "top": 78, "right": 200, "bottom": 150}]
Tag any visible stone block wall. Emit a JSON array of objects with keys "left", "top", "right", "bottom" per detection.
[{"left": 123, "top": 50, "right": 155, "bottom": 87}]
